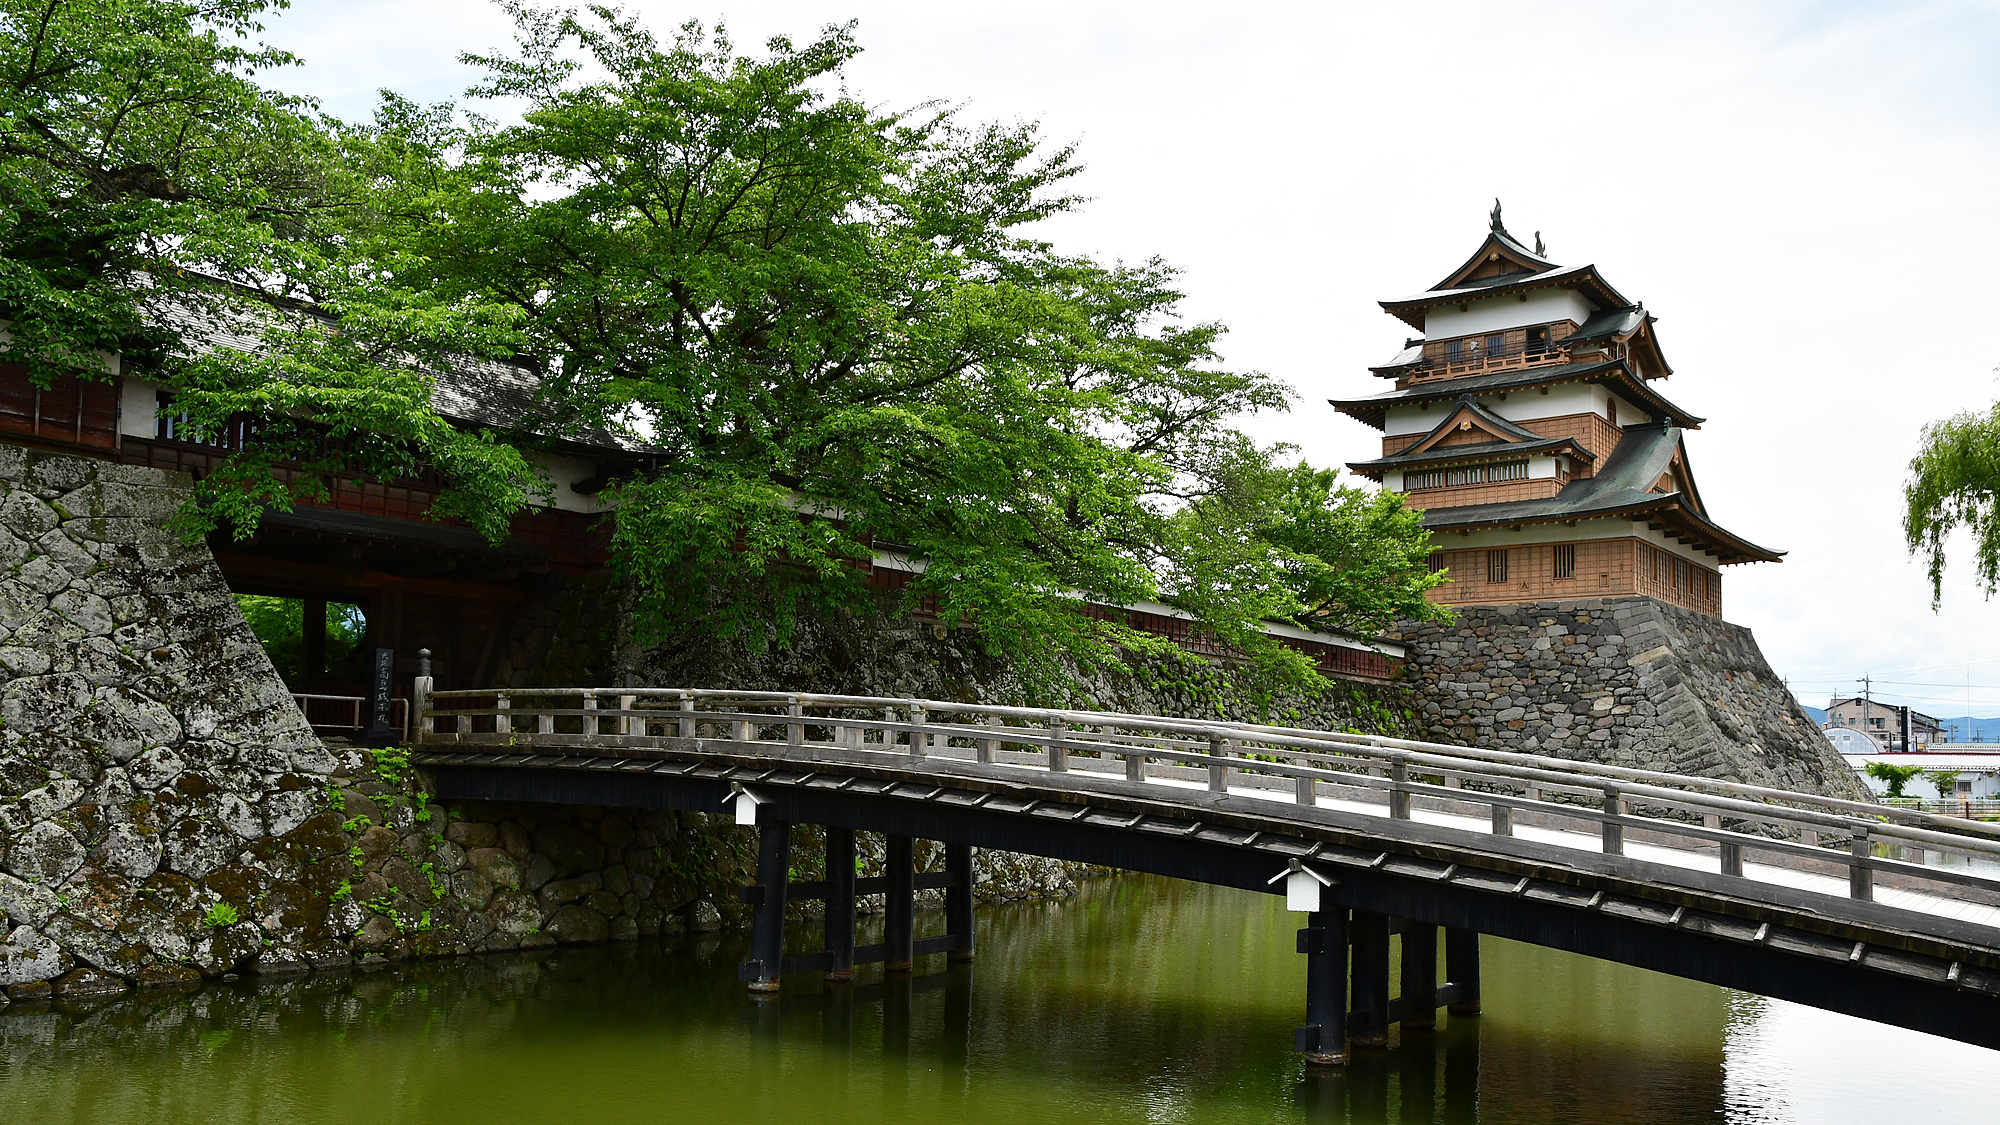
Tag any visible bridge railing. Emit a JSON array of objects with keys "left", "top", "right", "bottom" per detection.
[{"left": 415, "top": 687, "right": 2000, "bottom": 912}]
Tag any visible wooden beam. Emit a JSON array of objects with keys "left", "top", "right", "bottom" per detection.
[{"left": 213, "top": 552, "right": 524, "bottom": 603}]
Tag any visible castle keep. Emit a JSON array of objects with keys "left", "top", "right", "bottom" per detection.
[{"left": 1333, "top": 208, "right": 1780, "bottom": 616}]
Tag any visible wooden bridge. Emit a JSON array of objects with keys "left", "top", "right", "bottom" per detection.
[{"left": 410, "top": 686, "right": 2000, "bottom": 1062}]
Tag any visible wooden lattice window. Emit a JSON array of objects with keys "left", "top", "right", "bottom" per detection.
[
  {"left": 1487, "top": 549, "right": 1509, "bottom": 584},
  {"left": 1552, "top": 543, "right": 1575, "bottom": 580}
]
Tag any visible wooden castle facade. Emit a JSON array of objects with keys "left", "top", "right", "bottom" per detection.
[{"left": 1334, "top": 209, "right": 1780, "bottom": 617}]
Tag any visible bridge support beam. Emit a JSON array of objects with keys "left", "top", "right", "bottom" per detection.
[
  {"left": 1296, "top": 908, "right": 1349, "bottom": 1067},
  {"left": 1401, "top": 922, "right": 1438, "bottom": 1032},
  {"left": 744, "top": 820, "right": 793, "bottom": 992},
  {"left": 1445, "top": 928, "right": 1481, "bottom": 1015},
  {"left": 1350, "top": 909, "right": 1392, "bottom": 1049},
  {"left": 946, "top": 841, "right": 975, "bottom": 962},
  {"left": 825, "top": 825, "right": 857, "bottom": 981},
  {"left": 885, "top": 833, "right": 915, "bottom": 972}
]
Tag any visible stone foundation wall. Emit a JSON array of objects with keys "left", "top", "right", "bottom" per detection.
[
  {"left": 0, "top": 452, "right": 1120, "bottom": 1004},
  {"left": 1392, "top": 597, "right": 1866, "bottom": 799}
]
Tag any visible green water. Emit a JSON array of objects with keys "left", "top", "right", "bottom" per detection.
[{"left": 1, "top": 875, "right": 1991, "bottom": 1123}]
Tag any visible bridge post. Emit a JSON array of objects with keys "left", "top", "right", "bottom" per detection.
[
  {"left": 1850, "top": 828, "right": 1874, "bottom": 901},
  {"left": 1350, "top": 909, "right": 1391, "bottom": 1049},
  {"left": 909, "top": 704, "right": 927, "bottom": 759},
  {"left": 1207, "top": 734, "right": 1228, "bottom": 792},
  {"left": 1602, "top": 787, "right": 1625, "bottom": 855},
  {"left": 1388, "top": 757, "right": 1411, "bottom": 819},
  {"left": 744, "top": 819, "right": 793, "bottom": 992},
  {"left": 1444, "top": 928, "right": 1481, "bottom": 1015},
  {"left": 825, "top": 825, "right": 857, "bottom": 981},
  {"left": 885, "top": 834, "right": 915, "bottom": 972},
  {"left": 1296, "top": 907, "right": 1349, "bottom": 1066},
  {"left": 1048, "top": 715, "right": 1069, "bottom": 772},
  {"left": 678, "top": 689, "right": 693, "bottom": 738},
  {"left": 979, "top": 716, "right": 1000, "bottom": 764},
  {"left": 947, "top": 841, "right": 975, "bottom": 962},
  {"left": 1401, "top": 922, "right": 1438, "bottom": 1032}
]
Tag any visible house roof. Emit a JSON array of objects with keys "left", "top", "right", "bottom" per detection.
[
  {"left": 1414, "top": 422, "right": 1782, "bottom": 564},
  {"left": 1329, "top": 358, "right": 1705, "bottom": 431}
]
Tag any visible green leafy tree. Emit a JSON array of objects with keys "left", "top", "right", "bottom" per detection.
[
  {"left": 6, "top": 1, "right": 1451, "bottom": 695},
  {"left": 0, "top": 0, "right": 541, "bottom": 541},
  {"left": 1904, "top": 404, "right": 2000, "bottom": 603},
  {"left": 1865, "top": 760, "right": 1925, "bottom": 799},
  {"left": 1927, "top": 769, "right": 1964, "bottom": 801},
  {"left": 352, "top": 7, "right": 1423, "bottom": 689}
]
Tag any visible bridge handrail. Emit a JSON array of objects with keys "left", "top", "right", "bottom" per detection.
[
  {"left": 414, "top": 687, "right": 2000, "bottom": 905},
  {"left": 420, "top": 686, "right": 1998, "bottom": 842}
]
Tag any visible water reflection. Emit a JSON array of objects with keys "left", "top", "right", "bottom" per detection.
[{"left": 1, "top": 875, "right": 1995, "bottom": 1124}]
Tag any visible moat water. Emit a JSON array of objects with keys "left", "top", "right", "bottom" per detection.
[{"left": 1, "top": 875, "right": 1992, "bottom": 1124}]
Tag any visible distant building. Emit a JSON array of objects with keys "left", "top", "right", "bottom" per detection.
[
  {"left": 1824, "top": 697, "right": 1942, "bottom": 751},
  {"left": 1842, "top": 749, "right": 2000, "bottom": 800},
  {"left": 1332, "top": 208, "right": 1782, "bottom": 617}
]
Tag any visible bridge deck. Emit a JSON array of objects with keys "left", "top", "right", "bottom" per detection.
[{"left": 411, "top": 686, "right": 2000, "bottom": 1049}]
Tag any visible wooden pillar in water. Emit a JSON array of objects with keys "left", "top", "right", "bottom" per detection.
[
  {"left": 946, "top": 841, "right": 975, "bottom": 962},
  {"left": 1401, "top": 922, "right": 1439, "bottom": 1032},
  {"left": 824, "top": 826, "right": 856, "bottom": 981},
  {"left": 744, "top": 820, "right": 792, "bottom": 992},
  {"left": 1445, "top": 927, "right": 1482, "bottom": 1015},
  {"left": 885, "top": 833, "right": 915, "bottom": 972},
  {"left": 1350, "top": 909, "right": 1392, "bottom": 1049},
  {"left": 1296, "top": 907, "right": 1349, "bottom": 1066}
]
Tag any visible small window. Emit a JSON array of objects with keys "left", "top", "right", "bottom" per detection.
[
  {"left": 1446, "top": 340, "right": 1465, "bottom": 362},
  {"left": 1488, "top": 460, "right": 1530, "bottom": 482},
  {"left": 1958, "top": 780, "right": 1975, "bottom": 795},
  {"left": 1487, "top": 549, "right": 1509, "bottom": 584},
  {"left": 1486, "top": 333, "right": 1505, "bottom": 356},
  {"left": 1428, "top": 552, "right": 1448, "bottom": 573},
  {"left": 1553, "top": 544, "right": 1575, "bottom": 580},
  {"left": 1405, "top": 469, "right": 1444, "bottom": 490},
  {"left": 1608, "top": 399, "right": 1619, "bottom": 427}
]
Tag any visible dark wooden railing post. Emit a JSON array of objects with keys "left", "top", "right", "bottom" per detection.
[
  {"left": 885, "top": 833, "right": 915, "bottom": 972},
  {"left": 1445, "top": 928, "right": 1481, "bottom": 1015},
  {"left": 1297, "top": 907, "right": 1349, "bottom": 1067},
  {"left": 743, "top": 819, "right": 793, "bottom": 992},
  {"left": 947, "top": 841, "right": 975, "bottom": 962},
  {"left": 1720, "top": 836, "right": 1744, "bottom": 877},
  {"left": 1602, "top": 787, "right": 1624, "bottom": 856},
  {"left": 824, "top": 825, "right": 856, "bottom": 982}
]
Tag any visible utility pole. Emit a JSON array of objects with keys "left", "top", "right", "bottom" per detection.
[{"left": 1859, "top": 675, "right": 1874, "bottom": 749}]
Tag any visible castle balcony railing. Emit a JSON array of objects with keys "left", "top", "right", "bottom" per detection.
[{"left": 1404, "top": 338, "right": 1630, "bottom": 384}]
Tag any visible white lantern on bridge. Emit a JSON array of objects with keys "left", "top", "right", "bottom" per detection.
[{"left": 1269, "top": 859, "right": 1336, "bottom": 912}]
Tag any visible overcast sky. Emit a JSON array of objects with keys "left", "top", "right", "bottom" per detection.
[{"left": 262, "top": 0, "right": 2000, "bottom": 720}]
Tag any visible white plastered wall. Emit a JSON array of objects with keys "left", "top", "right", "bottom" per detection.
[
  {"left": 117, "top": 376, "right": 159, "bottom": 439},
  {"left": 537, "top": 453, "right": 607, "bottom": 513},
  {"left": 1422, "top": 288, "right": 1596, "bottom": 339},
  {"left": 1382, "top": 382, "right": 1649, "bottom": 437}
]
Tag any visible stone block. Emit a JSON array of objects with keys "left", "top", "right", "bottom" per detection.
[{"left": 0, "top": 924, "right": 67, "bottom": 986}]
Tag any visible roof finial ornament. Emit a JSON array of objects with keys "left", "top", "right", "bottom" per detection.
[
  {"left": 1489, "top": 198, "right": 1505, "bottom": 233},
  {"left": 1534, "top": 231, "right": 1545, "bottom": 257}
]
